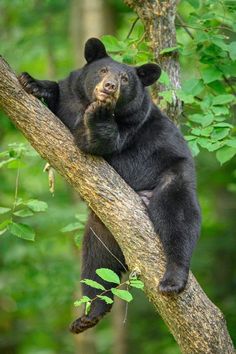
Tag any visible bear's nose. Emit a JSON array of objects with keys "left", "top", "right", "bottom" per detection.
[{"left": 103, "top": 80, "right": 117, "bottom": 94}]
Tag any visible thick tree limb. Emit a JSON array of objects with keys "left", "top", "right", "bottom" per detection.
[{"left": 0, "top": 57, "right": 234, "bottom": 354}]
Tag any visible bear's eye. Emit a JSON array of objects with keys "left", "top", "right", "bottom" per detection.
[
  {"left": 100, "top": 68, "right": 108, "bottom": 74},
  {"left": 121, "top": 75, "right": 128, "bottom": 83}
]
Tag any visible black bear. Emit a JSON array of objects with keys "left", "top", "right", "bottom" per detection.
[{"left": 19, "top": 38, "right": 201, "bottom": 334}]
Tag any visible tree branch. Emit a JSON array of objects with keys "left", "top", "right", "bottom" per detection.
[{"left": 0, "top": 57, "right": 234, "bottom": 354}]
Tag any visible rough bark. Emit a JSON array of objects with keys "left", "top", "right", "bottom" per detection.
[
  {"left": 0, "top": 58, "right": 235, "bottom": 354},
  {"left": 124, "top": 0, "right": 182, "bottom": 122}
]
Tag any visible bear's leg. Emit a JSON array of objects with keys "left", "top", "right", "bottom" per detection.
[
  {"left": 70, "top": 212, "right": 126, "bottom": 334},
  {"left": 148, "top": 172, "right": 201, "bottom": 294},
  {"left": 18, "top": 72, "right": 59, "bottom": 111}
]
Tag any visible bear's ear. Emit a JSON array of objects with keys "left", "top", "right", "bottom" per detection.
[
  {"left": 136, "top": 63, "right": 161, "bottom": 86},
  {"left": 84, "top": 38, "right": 108, "bottom": 63}
]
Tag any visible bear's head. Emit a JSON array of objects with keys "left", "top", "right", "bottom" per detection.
[{"left": 81, "top": 38, "right": 161, "bottom": 111}]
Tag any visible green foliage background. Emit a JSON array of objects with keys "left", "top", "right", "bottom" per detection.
[{"left": 0, "top": 0, "right": 236, "bottom": 353}]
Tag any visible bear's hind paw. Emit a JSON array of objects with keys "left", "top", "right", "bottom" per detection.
[{"left": 70, "top": 314, "right": 102, "bottom": 334}]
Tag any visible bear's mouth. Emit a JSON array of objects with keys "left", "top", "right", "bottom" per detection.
[
  {"left": 98, "top": 91, "right": 111, "bottom": 99},
  {"left": 94, "top": 89, "right": 116, "bottom": 102}
]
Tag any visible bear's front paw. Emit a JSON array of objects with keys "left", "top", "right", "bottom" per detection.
[
  {"left": 70, "top": 314, "right": 101, "bottom": 334},
  {"left": 18, "top": 73, "right": 38, "bottom": 95},
  {"left": 85, "top": 100, "right": 115, "bottom": 120},
  {"left": 18, "top": 72, "right": 48, "bottom": 98}
]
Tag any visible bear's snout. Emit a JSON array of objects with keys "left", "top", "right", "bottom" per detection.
[
  {"left": 103, "top": 79, "right": 118, "bottom": 94},
  {"left": 94, "top": 75, "right": 120, "bottom": 102}
]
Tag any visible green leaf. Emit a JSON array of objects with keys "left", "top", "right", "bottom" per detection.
[
  {"left": 184, "top": 135, "right": 197, "bottom": 141},
  {"left": 191, "top": 128, "right": 201, "bottom": 136},
  {"left": 200, "top": 126, "right": 214, "bottom": 137},
  {"left": 207, "top": 141, "right": 224, "bottom": 152},
  {"left": 211, "top": 127, "right": 230, "bottom": 141},
  {"left": 15, "top": 198, "right": 23, "bottom": 206},
  {"left": 197, "top": 137, "right": 212, "bottom": 149},
  {"left": 176, "top": 90, "right": 195, "bottom": 104},
  {"left": 211, "top": 37, "right": 229, "bottom": 51},
  {"left": 216, "top": 146, "right": 236, "bottom": 164},
  {"left": 74, "top": 233, "right": 83, "bottom": 247},
  {"left": 111, "top": 289, "right": 133, "bottom": 302},
  {"left": 0, "top": 158, "right": 17, "bottom": 168},
  {"left": 188, "top": 140, "right": 200, "bottom": 157},
  {"left": 0, "top": 228, "right": 7, "bottom": 236},
  {"left": 75, "top": 213, "right": 87, "bottom": 224},
  {"left": 211, "top": 106, "right": 229, "bottom": 116},
  {"left": 81, "top": 279, "right": 106, "bottom": 291},
  {"left": 123, "top": 53, "right": 135, "bottom": 64},
  {"left": 96, "top": 268, "right": 120, "bottom": 284},
  {"left": 0, "top": 219, "right": 11, "bottom": 229},
  {"left": 229, "top": 41, "right": 236, "bottom": 61},
  {"left": 160, "top": 46, "right": 179, "bottom": 54},
  {"left": 159, "top": 71, "right": 170, "bottom": 86},
  {"left": 74, "top": 296, "right": 91, "bottom": 307},
  {"left": 13, "top": 209, "right": 34, "bottom": 217},
  {"left": 201, "top": 66, "right": 222, "bottom": 84},
  {"left": 97, "top": 295, "right": 114, "bottom": 304},
  {"left": 202, "top": 113, "right": 214, "bottom": 127},
  {"left": 128, "top": 279, "right": 144, "bottom": 289},
  {"left": 60, "top": 222, "right": 82, "bottom": 232},
  {"left": 208, "top": 80, "right": 226, "bottom": 95},
  {"left": 101, "top": 35, "right": 125, "bottom": 52},
  {"left": 0, "top": 151, "right": 9, "bottom": 158},
  {"left": 0, "top": 219, "right": 11, "bottom": 235},
  {"left": 160, "top": 90, "right": 174, "bottom": 103},
  {"left": 212, "top": 94, "right": 235, "bottom": 106},
  {"left": 0, "top": 207, "right": 11, "bottom": 214},
  {"left": 189, "top": 113, "right": 213, "bottom": 127},
  {"left": 200, "top": 96, "right": 213, "bottom": 110},
  {"left": 7, "top": 160, "right": 26, "bottom": 169},
  {"left": 186, "top": 0, "right": 200, "bottom": 8},
  {"left": 85, "top": 301, "right": 91, "bottom": 315},
  {"left": 26, "top": 199, "right": 48, "bottom": 212},
  {"left": 213, "top": 123, "right": 233, "bottom": 128},
  {"left": 182, "top": 79, "right": 204, "bottom": 96},
  {"left": 8, "top": 222, "right": 35, "bottom": 241},
  {"left": 225, "top": 139, "right": 236, "bottom": 148}
]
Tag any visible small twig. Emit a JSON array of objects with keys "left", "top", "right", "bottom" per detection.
[
  {"left": 135, "top": 31, "right": 146, "bottom": 46},
  {"left": 12, "top": 167, "right": 20, "bottom": 212},
  {"left": 126, "top": 17, "right": 139, "bottom": 40},
  {"left": 176, "top": 23, "right": 235, "bottom": 34},
  {"left": 176, "top": 13, "right": 194, "bottom": 39}
]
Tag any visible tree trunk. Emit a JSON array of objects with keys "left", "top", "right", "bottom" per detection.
[
  {"left": 124, "top": 0, "right": 182, "bottom": 122},
  {"left": 0, "top": 58, "right": 235, "bottom": 354},
  {"left": 69, "top": 0, "right": 115, "bottom": 67}
]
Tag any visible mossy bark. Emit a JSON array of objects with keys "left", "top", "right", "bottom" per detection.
[{"left": 124, "top": 0, "right": 182, "bottom": 122}]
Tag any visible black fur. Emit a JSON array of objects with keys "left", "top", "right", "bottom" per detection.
[{"left": 18, "top": 37, "right": 201, "bottom": 334}]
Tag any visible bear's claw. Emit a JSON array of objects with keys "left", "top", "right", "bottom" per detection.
[{"left": 18, "top": 72, "right": 50, "bottom": 98}]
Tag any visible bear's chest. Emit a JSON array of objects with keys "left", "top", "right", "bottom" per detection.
[{"left": 105, "top": 145, "right": 160, "bottom": 191}]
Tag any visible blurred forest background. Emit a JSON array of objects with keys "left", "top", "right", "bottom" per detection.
[{"left": 0, "top": 0, "right": 236, "bottom": 353}]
